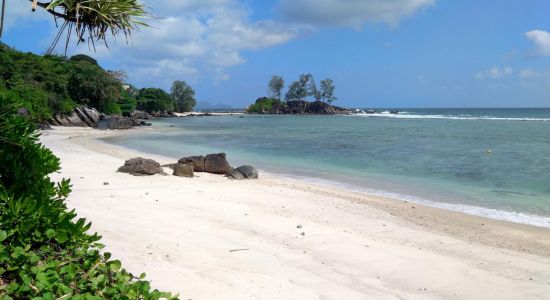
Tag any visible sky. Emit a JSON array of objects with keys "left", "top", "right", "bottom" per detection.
[{"left": 2, "top": 0, "right": 550, "bottom": 108}]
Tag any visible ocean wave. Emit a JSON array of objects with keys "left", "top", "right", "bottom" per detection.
[
  {"left": 275, "top": 173, "right": 550, "bottom": 228},
  {"left": 348, "top": 113, "right": 550, "bottom": 121}
]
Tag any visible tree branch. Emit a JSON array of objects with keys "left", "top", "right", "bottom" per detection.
[{"left": 28, "top": 0, "right": 76, "bottom": 22}]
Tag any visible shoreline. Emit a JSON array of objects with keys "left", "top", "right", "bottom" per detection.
[
  {"left": 40, "top": 127, "right": 550, "bottom": 299},
  {"left": 99, "top": 122, "right": 550, "bottom": 230}
]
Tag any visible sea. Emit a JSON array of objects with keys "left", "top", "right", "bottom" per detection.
[{"left": 101, "top": 108, "right": 550, "bottom": 228}]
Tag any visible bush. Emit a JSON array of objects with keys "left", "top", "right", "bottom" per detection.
[
  {"left": 246, "top": 97, "right": 283, "bottom": 113},
  {"left": 67, "top": 60, "right": 122, "bottom": 114},
  {"left": 137, "top": 88, "right": 173, "bottom": 113},
  {"left": 0, "top": 95, "right": 177, "bottom": 299}
]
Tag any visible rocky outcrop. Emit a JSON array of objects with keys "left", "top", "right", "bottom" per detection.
[
  {"left": 150, "top": 111, "right": 177, "bottom": 118},
  {"left": 48, "top": 107, "right": 100, "bottom": 127},
  {"left": 118, "top": 157, "right": 164, "bottom": 176},
  {"left": 47, "top": 107, "right": 154, "bottom": 130},
  {"left": 249, "top": 98, "right": 350, "bottom": 115},
  {"left": 286, "top": 100, "right": 349, "bottom": 114},
  {"left": 131, "top": 110, "right": 152, "bottom": 119},
  {"left": 228, "top": 165, "right": 258, "bottom": 180},
  {"left": 94, "top": 117, "right": 133, "bottom": 130},
  {"left": 173, "top": 163, "right": 194, "bottom": 177},
  {"left": 204, "top": 153, "right": 233, "bottom": 174},
  {"left": 178, "top": 155, "right": 206, "bottom": 172}
]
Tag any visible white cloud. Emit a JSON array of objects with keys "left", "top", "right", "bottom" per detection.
[
  {"left": 518, "top": 69, "right": 538, "bottom": 78},
  {"left": 61, "top": 0, "right": 303, "bottom": 87},
  {"left": 474, "top": 67, "right": 513, "bottom": 80},
  {"left": 275, "top": 0, "right": 435, "bottom": 28},
  {"left": 525, "top": 29, "right": 550, "bottom": 56}
]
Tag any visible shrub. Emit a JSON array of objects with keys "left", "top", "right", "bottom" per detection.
[
  {"left": 0, "top": 95, "right": 177, "bottom": 299},
  {"left": 246, "top": 97, "right": 283, "bottom": 113},
  {"left": 137, "top": 88, "right": 173, "bottom": 113}
]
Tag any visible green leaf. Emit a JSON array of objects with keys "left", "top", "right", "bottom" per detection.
[
  {"left": 108, "top": 260, "right": 121, "bottom": 272},
  {"left": 55, "top": 231, "right": 69, "bottom": 243},
  {"left": 0, "top": 230, "right": 7, "bottom": 242},
  {"left": 46, "top": 229, "right": 56, "bottom": 239}
]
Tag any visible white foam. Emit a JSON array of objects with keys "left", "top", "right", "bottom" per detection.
[
  {"left": 273, "top": 172, "right": 550, "bottom": 229},
  {"left": 347, "top": 113, "right": 550, "bottom": 121}
]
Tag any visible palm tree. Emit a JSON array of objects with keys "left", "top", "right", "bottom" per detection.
[{"left": 0, "top": 0, "right": 148, "bottom": 54}]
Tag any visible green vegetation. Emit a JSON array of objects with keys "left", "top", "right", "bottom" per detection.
[
  {"left": 137, "top": 88, "right": 174, "bottom": 113},
  {"left": 0, "top": 44, "right": 197, "bottom": 120},
  {"left": 0, "top": 44, "right": 121, "bottom": 120},
  {"left": 247, "top": 97, "right": 284, "bottom": 113},
  {"left": 67, "top": 59, "right": 123, "bottom": 115},
  {"left": 0, "top": 96, "right": 177, "bottom": 298},
  {"left": 170, "top": 80, "right": 196, "bottom": 113},
  {"left": 284, "top": 74, "right": 337, "bottom": 103},
  {"left": 268, "top": 75, "right": 284, "bottom": 100},
  {"left": 247, "top": 74, "right": 339, "bottom": 113}
]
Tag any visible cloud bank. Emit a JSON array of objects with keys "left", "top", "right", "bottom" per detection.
[
  {"left": 69, "top": 0, "right": 303, "bottom": 86},
  {"left": 525, "top": 29, "right": 550, "bottom": 57},
  {"left": 275, "top": 0, "right": 435, "bottom": 27},
  {"left": 474, "top": 67, "right": 513, "bottom": 80}
]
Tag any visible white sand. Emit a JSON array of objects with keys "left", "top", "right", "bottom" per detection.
[{"left": 40, "top": 127, "right": 550, "bottom": 300}]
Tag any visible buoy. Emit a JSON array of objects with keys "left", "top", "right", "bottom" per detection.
[{"left": 486, "top": 149, "right": 492, "bottom": 154}]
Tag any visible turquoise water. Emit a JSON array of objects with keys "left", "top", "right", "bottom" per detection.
[{"left": 102, "top": 109, "right": 550, "bottom": 227}]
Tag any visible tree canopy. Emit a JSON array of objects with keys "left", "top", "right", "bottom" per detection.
[
  {"left": 137, "top": 88, "right": 173, "bottom": 113},
  {"left": 283, "top": 74, "right": 336, "bottom": 103},
  {"left": 171, "top": 80, "right": 196, "bottom": 112},
  {"left": 268, "top": 75, "right": 284, "bottom": 100}
]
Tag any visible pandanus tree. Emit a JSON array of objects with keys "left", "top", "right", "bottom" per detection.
[{"left": 0, "top": 0, "right": 148, "bottom": 54}]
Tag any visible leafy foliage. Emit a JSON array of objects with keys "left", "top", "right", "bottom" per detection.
[
  {"left": 69, "top": 54, "right": 98, "bottom": 65},
  {"left": 120, "top": 88, "right": 138, "bottom": 116},
  {"left": 25, "top": 0, "right": 148, "bottom": 54},
  {"left": 0, "top": 95, "right": 177, "bottom": 299},
  {"left": 67, "top": 60, "right": 122, "bottom": 115},
  {"left": 268, "top": 75, "right": 284, "bottom": 100},
  {"left": 247, "top": 97, "right": 284, "bottom": 113},
  {"left": 0, "top": 44, "right": 75, "bottom": 120},
  {"left": 0, "top": 44, "right": 130, "bottom": 120},
  {"left": 170, "top": 81, "right": 196, "bottom": 113},
  {"left": 320, "top": 79, "right": 337, "bottom": 103},
  {"left": 137, "top": 88, "right": 173, "bottom": 113}
]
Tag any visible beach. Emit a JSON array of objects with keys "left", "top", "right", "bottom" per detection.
[{"left": 40, "top": 127, "right": 550, "bottom": 299}]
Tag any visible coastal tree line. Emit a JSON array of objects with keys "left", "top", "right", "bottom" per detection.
[
  {"left": 0, "top": 45, "right": 196, "bottom": 121},
  {"left": 247, "top": 74, "right": 337, "bottom": 113},
  {"left": 268, "top": 74, "right": 337, "bottom": 103}
]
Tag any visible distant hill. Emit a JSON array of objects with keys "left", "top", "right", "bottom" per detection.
[{"left": 194, "top": 101, "right": 233, "bottom": 110}]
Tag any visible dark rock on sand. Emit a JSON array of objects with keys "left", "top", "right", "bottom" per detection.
[
  {"left": 235, "top": 165, "right": 258, "bottom": 179},
  {"left": 227, "top": 165, "right": 258, "bottom": 180},
  {"left": 178, "top": 155, "right": 206, "bottom": 172},
  {"left": 204, "top": 153, "right": 233, "bottom": 174},
  {"left": 173, "top": 163, "right": 194, "bottom": 177},
  {"left": 228, "top": 169, "right": 246, "bottom": 180},
  {"left": 94, "top": 116, "right": 133, "bottom": 130},
  {"left": 48, "top": 107, "right": 100, "bottom": 127},
  {"left": 161, "top": 163, "right": 177, "bottom": 170},
  {"left": 118, "top": 157, "right": 163, "bottom": 175},
  {"left": 131, "top": 110, "right": 152, "bottom": 119}
]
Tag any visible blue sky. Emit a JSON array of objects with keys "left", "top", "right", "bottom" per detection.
[{"left": 2, "top": 0, "right": 549, "bottom": 108}]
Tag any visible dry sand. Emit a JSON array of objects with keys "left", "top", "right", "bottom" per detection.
[{"left": 40, "top": 127, "right": 550, "bottom": 300}]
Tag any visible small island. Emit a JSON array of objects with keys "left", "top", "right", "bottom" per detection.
[{"left": 247, "top": 74, "right": 350, "bottom": 114}]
